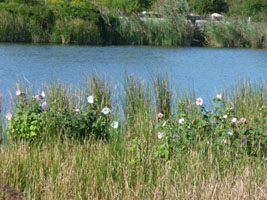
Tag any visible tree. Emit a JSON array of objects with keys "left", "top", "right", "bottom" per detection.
[{"left": 188, "top": 0, "right": 228, "bottom": 14}]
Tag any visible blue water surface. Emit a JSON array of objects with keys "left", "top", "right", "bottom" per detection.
[{"left": 0, "top": 44, "right": 266, "bottom": 108}]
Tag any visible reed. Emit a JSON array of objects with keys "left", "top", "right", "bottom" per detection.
[
  {"left": 201, "top": 20, "right": 267, "bottom": 48},
  {"left": 0, "top": 137, "right": 266, "bottom": 199},
  {"left": 0, "top": 74, "right": 266, "bottom": 199}
]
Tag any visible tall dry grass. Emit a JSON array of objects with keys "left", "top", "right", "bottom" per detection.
[{"left": 0, "top": 75, "right": 266, "bottom": 199}]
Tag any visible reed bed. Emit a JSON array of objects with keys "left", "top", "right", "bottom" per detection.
[
  {"left": 201, "top": 20, "right": 267, "bottom": 48},
  {"left": 0, "top": 74, "right": 266, "bottom": 199}
]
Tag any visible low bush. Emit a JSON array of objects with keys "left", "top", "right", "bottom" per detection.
[{"left": 6, "top": 79, "right": 114, "bottom": 141}]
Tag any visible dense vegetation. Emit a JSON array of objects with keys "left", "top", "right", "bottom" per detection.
[
  {"left": 0, "top": 74, "right": 266, "bottom": 198},
  {"left": 0, "top": 0, "right": 266, "bottom": 47}
]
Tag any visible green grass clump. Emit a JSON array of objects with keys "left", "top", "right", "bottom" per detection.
[{"left": 201, "top": 20, "right": 267, "bottom": 48}]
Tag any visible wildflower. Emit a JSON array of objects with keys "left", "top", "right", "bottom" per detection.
[
  {"left": 241, "top": 138, "right": 247, "bottom": 145},
  {"left": 111, "top": 121, "right": 119, "bottom": 129},
  {"left": 35, "top": 95, "right": 41, "bottom": 101},
  {"left": 157, "top": 132, "right": 163, "bottom": 139},
  {"left": 227, "top": 131, "right": 233, "bottom": 136},
  {"left": 157, "top": 113, "right": 163, "bottom": 119},
  {"left": 240, "top": 117, "right": 246, "bottom": 123},
  {"left": 223, "top": 139, "right": 227, "bottom": 144},
  {"left": 223, "top": 114, "right": 228, "bottom": 119},
  {"left": 102, "top": 107, "right": 110, "bottom": 115},
  {"left": 232, "top": 118, "right": 238, "bottom": 124},
  {"left": 196, "top": 97, "right": 203, "bottom": 106},
  {"left": 179, "top": 118, "right": 184, "bottom": 124},
  {"left": 75, "top": 108, "right": 80, "bottom": 113},
  {"left": 87, "top": 96, "right": 94, "bottom": 104},
  {"left": 207, "top": 141, "right": 210, "bottom": 144},
  {"left": 41, "top": 102, "right": 48, "bottom": 110},
  {"left": 216, "top": 94, "right": 222, "bottom": 100},
  {"left": 41, "top": 91, "right": 45, "bottom": 98},
  {"left": 16, "top": 90, "right": 21, "bottom": 96},
  {"left": 235, "top": 152, "right": 238, "bottom": 158},
  {"left": 162, "top": 121, "right": 167, "bottom": 127},
  {"left": 6, "top": 112, "right": 12, "bottom": 120}
]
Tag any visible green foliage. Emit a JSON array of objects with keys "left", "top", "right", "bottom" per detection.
[
  {"left": 201, "top": 20, "right": 267, "bottom": 48},
  {"left": 99, "top": 0, "right": 156, "bottom": 12},
  {"left": 0, "top": 2, "right": 103, "bottom": 44},
  {"left": 0, "top": 76, "right": 266, "bottom": 199},
  {"left": 228, "top": 0, "right": 267, "bottom": 20},
  {"left": 153, "top": 73, "right": 172, "bottom": 118},
  {"left": 187, "top": 0, "right": 228, "bottom": 14},
  {"left": 155, "top": 95, "right": 266, "bottom": 158},
  {"left": 117, "top": 0, "right": 194, "bottom": 46},
  {"left": 7, "top": 92, "right": 46, "bottom": 140},
  {"left": 7, "top": 77, "right": 114, "bottom": 141}
]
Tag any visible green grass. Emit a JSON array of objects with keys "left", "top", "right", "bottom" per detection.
[
  {"left": 0, "top": 75, "right": 266, "bottom": 199},
  {"left": 201, "top": 20, "right": 267, "bottom": 48}
]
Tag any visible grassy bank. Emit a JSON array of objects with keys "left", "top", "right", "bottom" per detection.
[
  {"left": 0, "top": 1, "right": 266, "bottom": 47},
  {"left": 201, "top": 20, "right": 267, "bottom": 48},
  {"left": 0, "top": 74, "right": 266, "bottom": 199}
]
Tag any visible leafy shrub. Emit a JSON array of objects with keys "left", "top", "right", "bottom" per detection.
[
  {"left": 187, "top": 0, "right": 228, "bottom": 14},
  {"left": 6, "top": 88, "right": 114, "bottom": 141},
  {"left": 7, "top": 91, "right": 46, "bottom": 140},
  {"left": 155, "top": 95, "right": 267, "bottom": 158}
]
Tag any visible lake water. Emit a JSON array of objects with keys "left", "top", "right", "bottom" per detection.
[{"left": 0, "top": 43, "right": 266, "bottom": 107}]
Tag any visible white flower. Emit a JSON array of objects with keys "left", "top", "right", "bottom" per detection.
[
  {"left": 178, "top": 118, "right": 184, "bottom": 124},
  {"left": 232, "top": 118, "right": 238, "bottom": 123},
  {"left": 223, "top": 139, "right": 227, "bottom": 144},
  {"left": 157, "top": 132, "right": 163, "bottom": 139},
  {"left": 87, "top": 96, "right": 94, "bottom": 104},
  {"left": 227, "top": 131, "right": 233, "bottom": 136},
  {"left": 207, "top": 141, "right": 210, "bottom": 144},
  {"left": 196, "top": 97, "right": 203, "bottom": 106},
  {"left": 162, "top": 121, "right": 167, "bottom": 127},
  {"left": 102, "top": 107, "right": 111, "bottom": 115},
  {"left": 111, "top": 121, "right": 119, "bottom": 129},
  {"left": 41, "top": 91, "right": 45, "bottom": 98},
  {"left": 217, "top": 94, "right": 222, "bottom": 100},
  {"left": 223, "top": 114, "right": 228, "bottom": 119}
]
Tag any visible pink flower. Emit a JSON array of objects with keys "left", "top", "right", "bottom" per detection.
[
  {"left": 35, "top": 95, "right": 41, "bottom": 101},
  {"left": 41, "top": 102, "right": 48, "bottom": 110},
  {"left": 196, "top": 97, "right": 203, "bottom": 106},
  {"left": 16, "top": 90, "right": 21, "bottom": 96},
  {"left": 75, "top": 108, "right": 80, "bottom": 113},
  {"left": 223, "top": 115, "right": 228, "bottom": 119},
  {"left": 216, "top": 94, "right": 222, "bottom": 100},
  {"left": 157, "top": 132, "right": 163, "bottom": 139},
  {"left": 240, "top": 117, "right": 246, "bottom": 123},
  {"left": 157, "top": 113, "right": 163, "bottom": 119},
  {"left": 232, "top": 118, "right": 238, "bottom": 124},
  {"left": 6, "top": 112, "right": 12, "bottom": 120}
]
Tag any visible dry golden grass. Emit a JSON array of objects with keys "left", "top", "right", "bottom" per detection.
[{"left": 0, "top": 138, "right": 266, "bottom": 199}]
